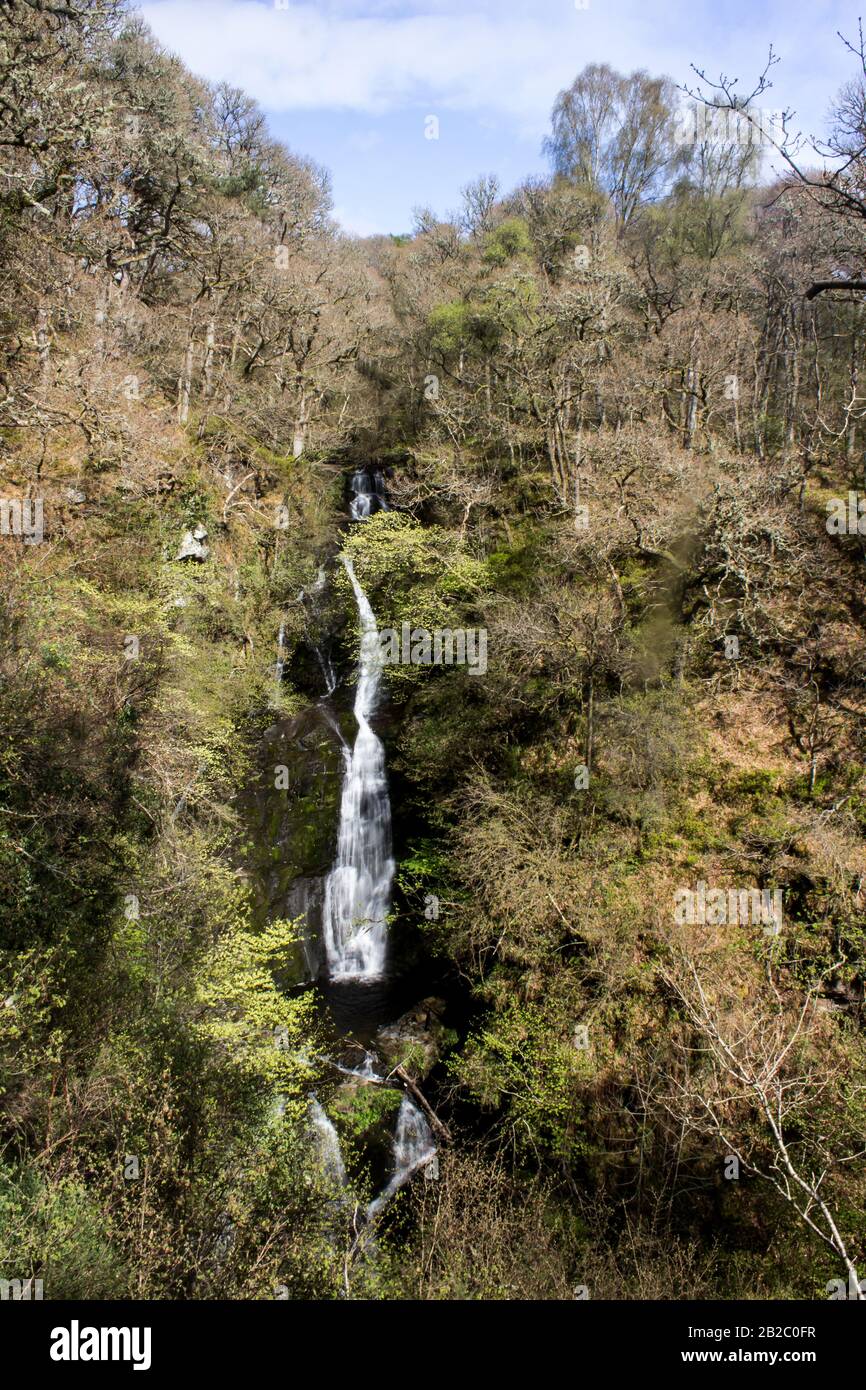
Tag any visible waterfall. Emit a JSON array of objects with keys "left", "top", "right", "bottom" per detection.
[
  {"left": 331, "top": 1049, "right": 381, "bottom": 1081},
  {"left": 349, "top": 469, "right": 388, "bottom": 520},
  {"left": 315, "top": 645, "right": 337, "bottom": 697},
  {"left": 276, "top": 622, "right": 286, "bottom": 686},
  {"left": 392, "top": 1096, "right": 435, "bottom": 1180},
  {"left": 351, "top": 1050, "right": 379, "bottom": 1080},
  {"left": 308, "top": 1098, "right": 347, "bottom": 1187},
  {"left": 296, "top": 567, "right": 337, "bottom": 699},
  {"left": 321, "top": 555, "right": 394, "bottom": 981},
  {"left": 282, "top": 472, "right": 392, "bottom": 984},
  {"left": 366, "top": 1097, "right": 436, "bottom": 1220}
]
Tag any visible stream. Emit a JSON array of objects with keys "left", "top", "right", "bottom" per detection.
[{"left": 289, "top": 468, "right": 437, "bottom": 1221}]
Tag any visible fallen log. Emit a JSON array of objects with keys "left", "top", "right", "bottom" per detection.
[
  {"left": 392, "top": 1064, "right": 453, "bottom": 1144},
  {"left": 804, "top": 279, "right": 866, "bottom": 300}
]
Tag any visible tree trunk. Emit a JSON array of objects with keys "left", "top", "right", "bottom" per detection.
[
  {"left": 36, "top": 308, "right": 50, "bottom": 383},
  {"left": 292, "top": 388, "right": 308, "bottom": 459},
  {"left": 847, "top": 332, "right": 859, "bottom": 461},
  {"left": 202, "top": 319, "right": 216, "bottom": 399},
  {"left": 683, "top": 355, "right": 700, "bottom": 450},
  {"left": 177, "top": 333, "right": 194, "bottom": 426}
]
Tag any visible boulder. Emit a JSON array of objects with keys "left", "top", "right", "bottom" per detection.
[
  {"left": 374, "top": 998, "right": 447, "bottom": 1080},
  {"left": 175, "top": 523, "right": 210, "bottom": 561}
]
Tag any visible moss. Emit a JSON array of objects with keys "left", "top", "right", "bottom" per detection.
[{"left": 331, "top": 1083, "right": 403, "bottom": 1141}]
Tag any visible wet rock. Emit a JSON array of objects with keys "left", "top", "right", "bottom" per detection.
[
  {"left": 240, "top": 707, "right": 346, "bottom": 976},
  {"left": 374, "top": 998, "right": 447, "bottom": 1081},
  {"left": 330, "top": 1077, "right": 403, "bottom": 1179},
  {"left": 282, "top": 875, "right": 324, "bottom": 980}
]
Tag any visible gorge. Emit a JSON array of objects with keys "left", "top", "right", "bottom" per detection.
[{"left": 3, "top": 0, "right": 866, "bottom": 1307}]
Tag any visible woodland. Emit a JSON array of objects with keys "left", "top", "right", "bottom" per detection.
[{"left": 1, "top": 0, "right": 865, "bottom": 1301}]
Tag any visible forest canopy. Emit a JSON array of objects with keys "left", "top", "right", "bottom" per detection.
[{"left": 0, "top": 0, "right": 865, "bottom": 1307}]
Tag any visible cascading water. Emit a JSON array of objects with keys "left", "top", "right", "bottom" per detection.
[
  {"left": 321, "top": 554, "right": 394, "bottom": 981},
  {"left": 268, "top": 468, "right": 445, "bottom": 1240},
  {"left": 331, "top": 1049, "right": 380, "bottom": 1081},
  {"left": 316, "top": 647, "right": 337, "bottom": 698},
  {"left": 274, "top": 620, "right": 286, "bottom": 688},
  {"left": 308, "top": 1097, "right": 347, "bottom": 1187},
  {"left": 297, "top": 567, "right": 337, "bottom": 699},
  {"left": 349, "top": 468, "right": 388, "bottom": 520},
  {"left": 366, "top": 1096, "right": 436, "bottom": 1220},
  {"left": 391, "top": 1096, "right": 435, "bottom": 1183}
]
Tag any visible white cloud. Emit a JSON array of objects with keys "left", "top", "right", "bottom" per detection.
[
  {"left": 139, "top": 0, "right": 659, "bottom": 119},
  {"left": 138, "top": 0, "right": 855, "bottom": 143}
]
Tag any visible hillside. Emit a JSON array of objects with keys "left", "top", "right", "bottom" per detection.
[{"left": 1, "top": 0, "right": 865, "bottom": 1303}]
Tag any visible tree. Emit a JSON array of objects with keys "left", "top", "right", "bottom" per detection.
[
  {"left": 685, "top": 31, "right": 866, "bottom": 301},
  {"left": 544, "top": 63, "right": 683, "bottom": 227},
  {"left": 662, "top": 949, "right": 866, "bottom": 1296}
]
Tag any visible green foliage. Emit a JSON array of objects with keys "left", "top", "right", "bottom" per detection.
[
  {"left": 340, "top": 512, "right": 490, "bottom": 685},
  {"left": 427, "top": 298, "right": 503, "bottom": 355},
  {"left": 3, "top": 3, "right": 866, "bottom": 1306},
  {"left": 193, "top": 911, "right": 318, "bottom": 1105},
  {"left": 333, "top": 1084, "right": 402, "bottom": 1140},
  {"left": 482, "top": 216, "right": 532, "bottom": 266},
  {"left": 0, "top": 1158, "right": 129, "bottom": 1299},
  {"left": 455, "top": 999, "right": 591, "bottom": 1163}
]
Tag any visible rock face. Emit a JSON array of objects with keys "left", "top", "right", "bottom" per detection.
[
  {"left": 374, "top": 998, "right": 447, "bottom": 1081},
  {"left": 283, "top": 875, "right": 325, "bottom": 981},
  {"left": 175, "top": 524, "right": 210, "bottom": 561},
  {"left": 242, "top": 706, "right": 348, "bottom": 984}
]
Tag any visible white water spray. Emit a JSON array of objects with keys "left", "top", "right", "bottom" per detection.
[
  {"left": 274, "top": 620, "right": 286, "bottom": 689},
  {"left": 331, "top": 1050, "right": 381, "bottom": 1081},
  {"left": 349, "top": 469, "right": 388, "bottom": 520},
  {"left": 321, "top": 555, "right": 394, "bottom": 980},
  {"left": 308, "top": 1097, "right": 347, "bottom": 1187},
  {"left": 366, "top": 1096, "right": 436, "bottom": 1220}
]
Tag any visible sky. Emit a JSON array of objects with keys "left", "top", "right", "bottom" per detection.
[{"left": 138, "top": 0, "right": 862, "bottom": 236}]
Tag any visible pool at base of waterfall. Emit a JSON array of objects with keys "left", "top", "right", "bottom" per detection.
[
  {"left": 319, "top": 957, "right": 439, "bottom": 1043},
  {"left": 320, "top": 975, "right": 392, "bottom": 1041}
]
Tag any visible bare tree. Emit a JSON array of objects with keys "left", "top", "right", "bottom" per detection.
[
  {"left": 662, "top": 949, "right": 866, "bottom": 1296},
  {"left": 545, "top": 63, "right": 683, "bottom": 227}
]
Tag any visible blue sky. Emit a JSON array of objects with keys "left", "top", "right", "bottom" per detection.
[{"left": 139, "top": 0, "right": 862, "bottom": 236}]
